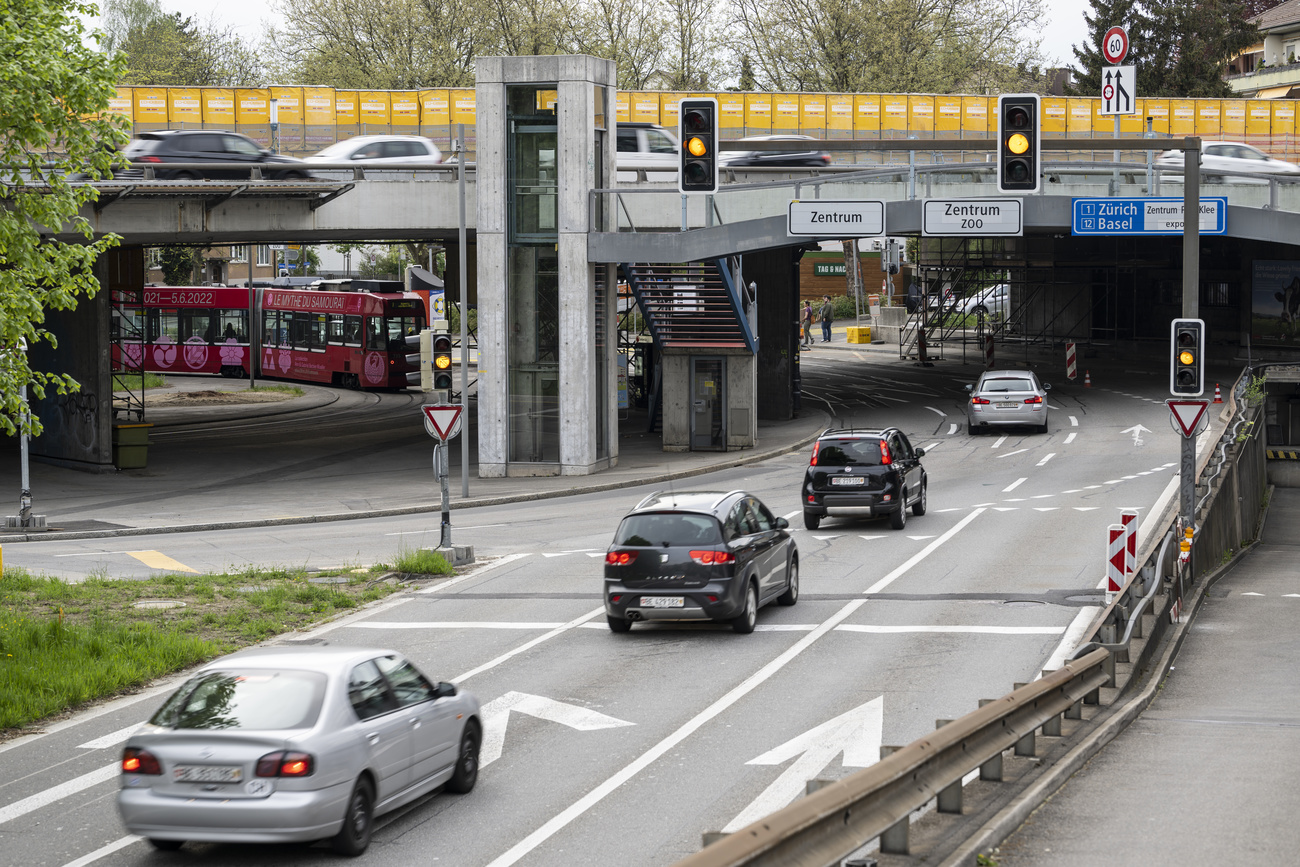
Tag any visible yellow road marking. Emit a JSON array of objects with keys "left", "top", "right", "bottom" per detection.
[{"left": 127, "top": 551, "right": 199, "bottom": 573}]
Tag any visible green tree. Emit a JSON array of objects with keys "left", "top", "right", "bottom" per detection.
[
  {"left": 565, "top": 0, "right": 672, "bottom": 90},
  {"left": 156, "top": 246, "right": 198, "bottom": 284},
  {"left": 1, "top": 0, "right": 128, "bottom": 437},
  {"left": 102, "top": 0, "right": 264, "bottom": 86},
  {"left": 1065, "top": 0, "right": 1144, "bottom": 96}
]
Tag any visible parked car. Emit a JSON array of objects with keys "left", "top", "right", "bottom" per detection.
[
  {"left": 119, "top": 130, "right": 312, "bottom": 180},
  {"left": 802, "top": 428, "right": 927, "bottom": 531},
  {"left": 965, "top": 370, "right": 1051, "bottom": 435},
  {"left": 1155, "top": 141, "right": 1300, "bottom": 181},
  {"left": 604, "top": 490, "right": 798, "bottom": 633},
  {"left": 117, "top": 646, "right": 481, "bottom": 855},
  {"left": 305, "top": 135, "right": 443, "bottom": 166},
  {"left": 616, "top": 122, "right": 680, "bottom": 179},
  {"left": 961, "top": 284, "right": 1009, "bottom": 318},
  {"left": 720, "top": 135, "right": 831, "bottom": 168}
]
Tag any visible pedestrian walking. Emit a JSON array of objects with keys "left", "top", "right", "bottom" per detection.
[
  {"left": 819, "top": 295, "right": 834, "bottom": 343},
  {"left": 801, "top": 300, "right": 814, "bottom": 348}
]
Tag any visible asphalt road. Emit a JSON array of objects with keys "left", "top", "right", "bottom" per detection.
[{"left": 0, "top": 354, "right": 1191, "bottom": 866}]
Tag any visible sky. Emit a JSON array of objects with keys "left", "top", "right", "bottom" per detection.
[{"left": 92, "top": 0, "right": 1096, "bottom": 73}]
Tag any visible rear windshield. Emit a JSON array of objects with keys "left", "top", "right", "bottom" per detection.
[
  {"left": 980, "top": 377, "right": 1034, "bottom": 392},
  {"left": 816, "top": 438, "right": 884, "bottom": 467},
  {"left": 151, "top": 669, "right": 327, "bottom": 730},
  {"left": 614, "top": 513, "right": 723, "bottom": 547}
]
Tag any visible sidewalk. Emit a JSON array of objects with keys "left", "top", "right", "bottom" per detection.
[{"left": 991, "top": 487, "right": 1300, "bottom": 866}]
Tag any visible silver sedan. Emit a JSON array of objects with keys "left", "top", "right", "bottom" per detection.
[
  {"left": 965, "top": 370, "right": 1051, "bottom": 434},
  {"left": 117, "top": 646, "right": 481, "bottom": 855}
]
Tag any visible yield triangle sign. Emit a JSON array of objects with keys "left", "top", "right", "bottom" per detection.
[
  {"left": 1166, "top": 400, "right": 1208, "bottom": 438},
  {"left": 422, "top": 404, "right": 463, "bottom": 440}
]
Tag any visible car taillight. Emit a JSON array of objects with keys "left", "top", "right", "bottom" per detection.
[
  {"left": 689, "top": 550, "right": 736, "bottom": 565},
  {"left": 606, "top": 551, "right": 638, "bottom": 565},
  {"left": 879, "top": 439, "right": 892, "bottom": 465},
  {"left": 1024, "top": 395, "right": 1043, "bottom": 404},
  {"left": 256, "top": 750, "right": 314, "bottom": 778},
  {"left": 809, "top": 441, "right": 821, "bottom": 466},
  {"left": 121, "top": 747, "right": 161, "bottom": 775},
  {"left": 971, "top": 397, "right": 991, "bottom": 405},
  {"left": 139, "top": 155, "right": 162, "bottom": 163},
  {"left": 807, "top": 494, "right": 816, "bottom": 503},
  {"left": 820, "top": 154, "right": 830, "bottom": 164}
]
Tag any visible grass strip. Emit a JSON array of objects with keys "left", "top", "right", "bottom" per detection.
[{"left": 0, "top": 561, "right": 450, "bottom": 735}]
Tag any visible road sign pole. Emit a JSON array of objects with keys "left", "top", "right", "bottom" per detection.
[
  {"left": 439, "top": 440, "right": 452, "bottom": 549},
  {"left": 457, "top": 123, "right": 470, "bottom": 499}
]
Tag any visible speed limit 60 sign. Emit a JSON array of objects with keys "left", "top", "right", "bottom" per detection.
[{"left": 1103, "top": 25, "right": 1129, "bottom": 64}]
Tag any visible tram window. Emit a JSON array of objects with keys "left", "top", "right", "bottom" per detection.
[
  {"left": 113, "top": 307, "right": 144, "bottom": 340},
  {"left": 327, "top": 314, "right": 345, "bottom": 344},
  {"left": 344, "top": 315, "right": 362, "bottom": 346},
  {"left": 365, "top": 317, "right": 385, "bottom": 350},
  {"left": 179, "top": 309, "right": 214, "bottom": 343},
  {"left": 310, "top": 313, "right": 327, "bottom": 349},
  {"left": 383, "top": 316, "right": 422, "bottom": 349},
  {"left": 264, "top": 310, "right": 287, "bottom": 346},
  {"left": 218, "top": 309, "right": 246, "bottom": 342},
  {"left": 152, "top": 310, "right": 179, "bottom": 343}
]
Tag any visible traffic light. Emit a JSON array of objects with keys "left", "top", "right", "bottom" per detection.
[
  {"left": 432, "top": 327, "right": 453, "bottom": 392},
  {"left": 678, "top": 98, "right": 718, "bottom": 194},
  {"left": 1170, "top": 318, "right": 1205, "bottom": 397},
  {"left": 997, "top": 94, "right": 1040, "bottom": 194},
  {"left": 404, "top": 328, "right": 433, "bottom": 391}
]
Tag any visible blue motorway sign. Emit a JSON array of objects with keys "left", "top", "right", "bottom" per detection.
[{"left": 1071, "top": 197, "right": 1227, "bottom": 236}]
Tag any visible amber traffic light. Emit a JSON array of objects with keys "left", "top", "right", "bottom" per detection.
[
  {"left": 678, "top": 98, "right": 718, "bottom": 194},
  {"left": 997, "top": 94, "right": 1040, "bottom": 194},
  {"left": 1170, "top": 318, "right": 1205, "bottom": 397}
]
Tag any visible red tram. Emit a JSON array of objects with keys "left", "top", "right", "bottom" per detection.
[{"left": 111, "top": 281, "right": 426, "bottom": 389}]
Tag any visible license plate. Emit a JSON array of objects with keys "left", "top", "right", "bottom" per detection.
[
  {"left": 996, "top": 401, "right": 1019, "bottom": 409},
  {"left": 174, "top": 765, "right": 242, "bottom": 783},
  {"left": 831, "top": 476, "right": 865, "bottom": 486},
  {"left": 640, "top": 596, "right": 684, "bottom": 608}
]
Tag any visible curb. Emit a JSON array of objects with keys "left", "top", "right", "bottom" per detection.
[
  {"left": 937, "top": 491, "right": 1271, "bottom": 867},
  {"left": 0, "top": 417, "right": 829, "bottom": 544}
]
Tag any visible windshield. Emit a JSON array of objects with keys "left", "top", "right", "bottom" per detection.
[
  {"left": 980, "top": 377, "right": 1035, "bottom": 393},
  {"left": 313, "top": 141, "right": 358, "bottom": 158},
  {"left": 151, "top": 669, "right": 327, "bottom": 730},
  {"left": 614, "top": 513, "right": 723, "bottom": 547}
]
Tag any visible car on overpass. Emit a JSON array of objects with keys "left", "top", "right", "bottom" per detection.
[
  {"left": 616, "top": 122, "right": 679, "bottom": 179},
  {"left": 720, "top": 135, "right": 831, "bottom": 168},
  {"left": 305, "top": 135, "right": 443, "bottom": 166},
  {"left": 118, "top": 130, "right": 313, "bottom": 180},
  {"left": 1156, "top": 141, "right": 1300, "bottom": 181}
]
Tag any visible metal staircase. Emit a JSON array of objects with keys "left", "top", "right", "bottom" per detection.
[{"left": 621, "top": 259, "right": 757, "bottom": 353}]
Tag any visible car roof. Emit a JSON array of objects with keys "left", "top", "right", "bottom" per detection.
[
  {"left": 334, "top": 134, "right": 433, "bottom": 143},
  {"left": 629, "top": 490, "right": 745, "bottom": 514},
  {"left": 200, "top": 645, "right": 397, "bottom": 674},
  {"left": 818, "top": 427, "right": 893, "bottom": 439}
]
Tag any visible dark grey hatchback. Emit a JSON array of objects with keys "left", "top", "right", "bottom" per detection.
[
  {"left": 802, "top": 428, "right": 927, "bottom": 531},
  {"left": 604, "top": 491, "right": 798, "bottom": 634}
]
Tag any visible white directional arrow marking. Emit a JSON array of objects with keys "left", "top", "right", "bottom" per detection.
[
  {"left": 858, "top": 534, "right": 886, "bottom": 539},
  {"left": 479, "top": 692, "right": 635, "bottom": 767},
  {"left": 812, "top": 535, "right": 843, "bottom": 541},
  {"left": 1074, "top": 507, "right": 1100, "bottom": 511},
  {"left": 906, "top": 535, "right": 936, "bottom": 540},
  {"left": 1122, "top": 423, "right": 1151, "bottom": 447},
  {"left": 722, "top": 696, "right": 883, "bottom": 833},
  {"left": 1242, "top": 592, "right": 1265, "bottom": 597}
]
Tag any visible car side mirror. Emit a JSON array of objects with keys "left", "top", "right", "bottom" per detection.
[
  {"left": 915, "top": 448, "right": 925, "bottom": 458},
  {"left": 1044, "top": 383, "right": 1052, "bottom": 390},
  {"left": 433, "top": 681, "right": 457, "bottom": 699},
  {"left": 964, "top": 384, "right": 973, "bottom": 392},
  {"left": 774, "top": 517, "right": 789, "bottom": 530}
]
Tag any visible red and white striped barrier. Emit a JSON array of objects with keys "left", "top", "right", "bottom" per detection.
[
  {"left": 1121, "top": 510, "right": 1138, "bottom": 580},
  {"left": 1106, "top": 524, "right": 1126, "bottom": 602},
  {"left": 984, "top": 335, "right": 995, "bottom": 370},
  {"left": 1066, "top": 341, "right": 1077, "bottom": 381}
]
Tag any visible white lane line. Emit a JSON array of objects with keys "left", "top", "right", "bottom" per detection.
[
  {"left": 416, "top": 552, "right": 531, "bottom": 595},
  {"left": 946, "top": 423, "right": 958, "bottom": 435},
  {"left": 0, "top": 763, "right": 119, "bottom": 825},
  {"left": 1074, "top": 507, "right": 1100, "bottom": 511},
  {"left": 1002, "top": 478, "right": 1027, "bottom": 492},
  {"left": 837, "top": 625, "right": 1066, "bottom": 635},
  {"left": 77, "top": 723, "right": 143, "bottom": 750},
  {"left": 1103, "top": 479, "right": 1123, "bottom": 485},
  {"left": 991, "top": 435, "right": 1007, "bottom": 449},
  {"left": 1036, "top": 453, "right": 1056, "bottom": 467},
  {"left": 1069, "top": 416, "right": 1078, "bottom": 426},
  {"left": 1031, "top": 494, "right": 1054, "bottom": 499},
  {"left": 1033, "top": 507, "right": 1059, "bottom": 512},
  {"left": 1064, "top": 433, "right": 1077, "bottom": 444},
  {"left": 935, "top": 508, "right": 962, "bottom": 513},
  {"left": 925, "top": 406, "right": 947, "bottom": 416},
  {"left": 347, "top": 622, "right": 567, "bottom": 630},
  {"left": 1004, "top": 498, "right": 1026, "bottom": 502},
  {"left": 996, "top": 449, "right": 1028, "bottom": 459},
  {"left": 864, "top": 509, "right": 985, "bottom": 596},
  {"left": 482, "top": 599, "right": 868, "bottom": 867},
  {"left": 453, "top": 607, "right": 604, "bottom": 684},
  {"left": 993, "top": 507, "right": 1018, "bottom": 512},
  {"left": 922, "top": 443, "right": 941, "bottom": 454},
  {"left": 59, "top": 836, "right": 143, "bottom": 867},
  {"left": 1242, "top": 592, "right": 1265, "bottom": 597},
  {"left": 1062, "top": 489, "right": 1081, "bottom": 494},
  {"left": 783, "top": 510, "right": 800, "bottom": 521},
  {"left": 906, "top": 535, "right": 936, "bottom": 541},
  {"left": 858, "top": 534, "right": 886, "bottom": 540},
  {"left": 1041, "top": 606, "right": 1102, "bottom": 674}
]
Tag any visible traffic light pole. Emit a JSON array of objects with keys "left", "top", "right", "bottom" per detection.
[
  {"left": 457, "top": 123, "right": 470, "bottom": 498},
  {"left": 1180, "top": 137, "right": 1201, "bottom": 580}
]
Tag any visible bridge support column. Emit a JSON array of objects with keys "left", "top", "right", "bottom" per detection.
[{"left": 475, "top": 56, "right": 618, "bottom": 477}]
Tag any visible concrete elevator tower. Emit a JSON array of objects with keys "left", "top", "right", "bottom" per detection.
[{"left": 475, "top": 56, "right": 619, "bottom": 477}]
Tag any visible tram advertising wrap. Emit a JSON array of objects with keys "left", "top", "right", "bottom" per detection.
[{"left": 112, "top": 282, "right": 426, "bottom": 390}]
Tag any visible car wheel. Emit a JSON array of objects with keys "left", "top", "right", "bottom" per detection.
[
  {"left": 972, "top": 305, "right": 987, "bottom": 316},
  {"left": 173, "top": 170, "right": 199, "bottom": 180},
  {"left": 148, "top": 839, "right": 184, "bottom": 851},
  {"left": 803, "top": 512, "right": 820, "bottom": 530},
  {"left": 967, "top": 421, "right": 978, "bottom": 435},
  {"left": 777, "top": 556, "right": 799, "bottom": 606},
  {"left": 889, "top": 498, "right": 908, "bottom": 530},
  {"left": 446, "top": 721, "right": 480, "bottom": 793},
  {"left": 607, "top": 614, "right": 632, "bottom": 632},
  {"left": 1038, "top": 420, "right": 1049, "bottom": 435},
  {"left": 732, "top": 582, "right": 758, "bottom": 634},
  {"left": 912, "top": 480, "right": 927, "bottom": 517},
  {"left": 331, "top": 776, "right": 375, "bottom": 856}
]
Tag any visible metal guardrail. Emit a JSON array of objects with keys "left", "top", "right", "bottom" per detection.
[{"left": 673, "top": 649, "right": 1109, "bottom": 867}]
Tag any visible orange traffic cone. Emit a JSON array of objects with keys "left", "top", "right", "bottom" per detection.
[
  {"left": 1084, "top": 370, "right": 1091, "bottom": 388},
  {"left": 1213, "top": 383, "right": 1223, "bottom": 404}
]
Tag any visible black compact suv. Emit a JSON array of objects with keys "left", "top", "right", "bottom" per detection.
[
  {"left": 802, "top": 428, "right": 927, "bottom": 531},
  {"left": 118, "top": 130, "right": 312, "bottom": 180},
  {"left": 604, "top": 490, "right": 798, "bottom": 634}
]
